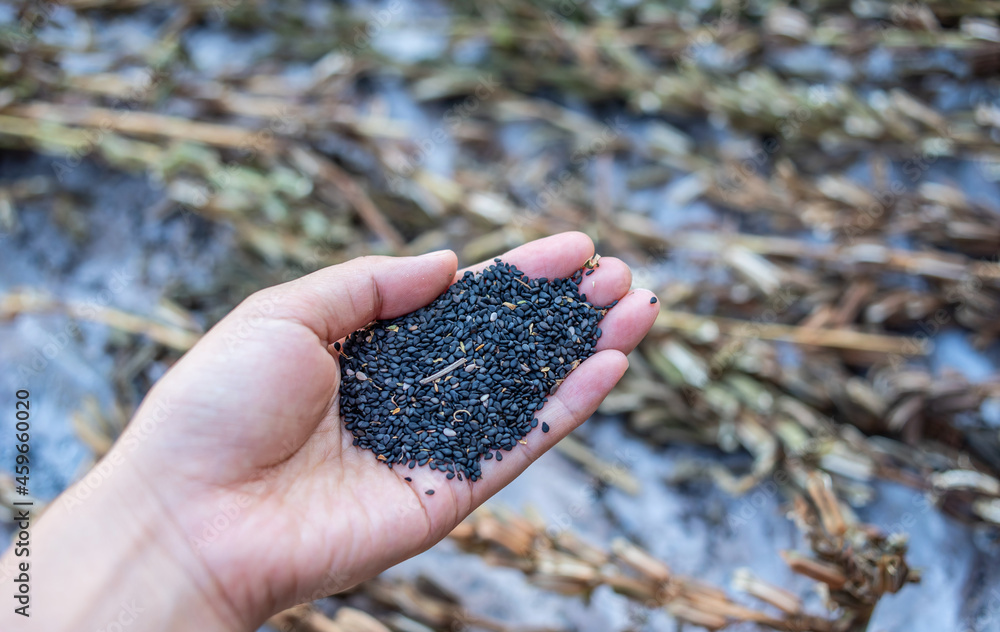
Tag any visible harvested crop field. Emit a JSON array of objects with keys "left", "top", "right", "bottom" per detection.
[{"left": 1, "top": 1, "right": 999, "bottom": 631}]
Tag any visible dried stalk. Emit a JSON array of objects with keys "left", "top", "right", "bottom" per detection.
[{"left": 449, "top": 499, "right": 917, "bottom": 632}]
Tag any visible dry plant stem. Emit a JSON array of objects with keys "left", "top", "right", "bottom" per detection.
[
  {"left": 449, "top": 507, "right": 872, "bottom": 632},
  {"left": 288, "top": 146, "right": 407, "bottom": 250},
  {"left": 449, "top": 488, "right": 921, "bottom": 629},
  {"left": 613, "top": 216, "right": 1000, "bottom": 284},
  {"left": 553, "top": 435, "right": 640, "bottom": 495},
  {"left": 354, "top": 577, "right": 539, "bottom": 632},
  {"left": 653, "top": 310, "right": 930, "bottom": 355},
  {"left": 0, "top": 290, "right": 201, "bottom": 351},
  {"left": 3, "top": 103, "right": 273, "bottom": 150},
  {"left": 267, "top": 604, "right": 392, "bottom": 632},
  {"left": 0, "top": 6, "right": 994, "bottom": 628},
  {"left": 418, "top": 357, "right": 469, "bottom": 384}
]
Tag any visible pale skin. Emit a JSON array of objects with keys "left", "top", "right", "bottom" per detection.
[{"left": 1, "top": 232, "right": 657, "bottom": 631}]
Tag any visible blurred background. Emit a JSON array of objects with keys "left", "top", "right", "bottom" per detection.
[{"left": 1, "top": 1, "right": 1000, "bottom": 630}]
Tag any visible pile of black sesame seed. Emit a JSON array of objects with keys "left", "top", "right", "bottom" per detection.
[{"left": 337, "top": 258, "right": 615, "bottom": 482}]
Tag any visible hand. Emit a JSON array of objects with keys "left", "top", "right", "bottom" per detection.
[{"left": 2, "top": 232, "right": 657, "bottom": 632}]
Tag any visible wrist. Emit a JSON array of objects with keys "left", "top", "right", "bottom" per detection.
[{"left": 1, "top": 454, "right": 247, "bottom": 632}]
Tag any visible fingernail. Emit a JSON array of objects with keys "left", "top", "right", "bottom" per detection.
[{"left": 421, "top": 249, "right": 452, "bottom": 258}]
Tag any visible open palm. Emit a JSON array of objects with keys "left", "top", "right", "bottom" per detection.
[{"left": 120, "top": 232, "right": 657, "bottom": 628}]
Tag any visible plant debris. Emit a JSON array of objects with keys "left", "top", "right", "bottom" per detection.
[
  {"left": 3, "top": 0, "right": 1000, "bottom": 628},
  {"left": 450, "top": 479, "right": 920, "bottom": 632}
]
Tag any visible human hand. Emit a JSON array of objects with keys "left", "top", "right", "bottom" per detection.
[{"left": 2, "top": 232, "right": 657, "bottom": 632}]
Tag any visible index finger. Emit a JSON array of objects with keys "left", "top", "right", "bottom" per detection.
[{"left": 455, "top": 231, "right": 595, "bottom": 281}]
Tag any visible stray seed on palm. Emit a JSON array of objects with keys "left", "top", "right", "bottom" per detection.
[
  {"left": 425, "top": 489, "right": 435, "bottom": 495},
  {"left": 542, "top": 422, "right": 550, "bottom": 433}
]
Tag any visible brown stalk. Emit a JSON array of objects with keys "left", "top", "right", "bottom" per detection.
[
  {"left": 288, "top": 146, "right": 406, "bottom": 250},
  {"left": 2, "top": 103, "right": 274, "bottom": 150},
  {"left": 0, "top": 290, "right": 201, "bottom": 351},
  {"left": 653, "top": 310, "right": 930, "bottom": 355}
]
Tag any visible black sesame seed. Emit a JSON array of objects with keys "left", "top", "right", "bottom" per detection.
[
  {"left": 650, "top": 296, "right": 658, "bottom": 304},
  {"left": 425, "top": 490, "right": 435, "bottom": 495},
  {"left": 542, "top": 422, "right": 550, "bottom": 433},
  {"left": 404, "top": 477, "right": 412, "bottom": 482},
  {"left": 334, "top": 341, "right": 342, "bottom": 351},
  {"left": 339, "top": 259, "right": 613, "bottom": 480}
]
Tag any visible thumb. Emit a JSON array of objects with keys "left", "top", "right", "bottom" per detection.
[{"left": 258, "top": 251, "right": 459, "bottom": 344}]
